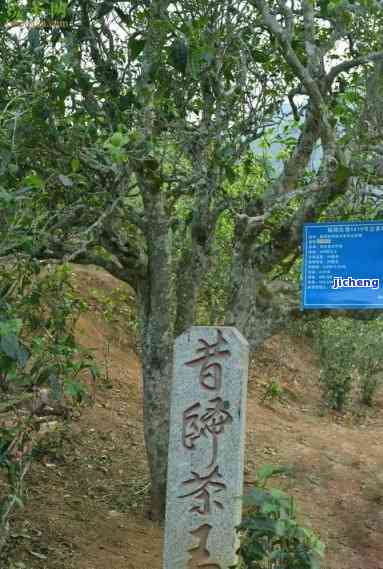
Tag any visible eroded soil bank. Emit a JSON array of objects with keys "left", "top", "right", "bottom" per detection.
[{"left": 3, "top": 265, "right": 383, "bottom": 569}]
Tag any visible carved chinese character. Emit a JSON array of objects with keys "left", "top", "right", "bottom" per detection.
[
  {"left": 182, "top": 399, "right": 233, "bottom": 467},
  {"left": 179, "top": 465, "right": 226, "bottom": 515},
  {"left": 201, "top": 397, "right": 233, "bottom": 467},
  {"left": 183, "top": 402, "right": 202, "bottom": 450},
  {"left": 187, "top": 524, "right": 222, "bottom": 569},
  {"left": 185, "top": 329, "right": 231, "bottom": 391}
]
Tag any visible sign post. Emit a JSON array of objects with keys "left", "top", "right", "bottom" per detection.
[
  {"left": 303, "top": 221, "right": 383, "bottom": 309},
  {"left": 163, "top": 326, "right": 249, "bottom": 569}
]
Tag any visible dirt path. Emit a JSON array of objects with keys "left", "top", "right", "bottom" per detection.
[{"left": 4, "top": 266, "right": 383, "bottom": 569}]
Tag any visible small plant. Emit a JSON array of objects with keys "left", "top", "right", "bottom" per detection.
[
  {"left": 260, "top": 378, "right": 285, "bottom": 405},
  {"left": 236, "top": 464, "right": 325, "bottom": 569}
]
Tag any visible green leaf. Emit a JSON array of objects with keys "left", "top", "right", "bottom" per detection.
[
  {"left": 275, "top": 519, "right": 287, "bottom": 537},
  {"left": 0, "top": 190, "right": 13, "bottom": 203},
  {"left": 252, "top": 49, "right": 269, "bottom": 63},
  {"left": 118, "top": 92, "right": 138, "bottom": 110},
  {"left": 269, "top": 488, "right": 289, "bottom": 501},
  {"left": 65, "top": 380, "right": 86, "bottom": 399},
  {"left": 109, "top": 132, "right": 127, "bottom": 147},
  {"left": 129, "top": 38, "right": 146, "bottom": 60},
  {"left": 0, "top": 354, "right": 15, "bottom": 375},
  {"left": 245, "top": 515, "right": 278, "bottom": 533},
  {"left": 1, "top": 334, "right": 20, "bottom": 361},
  {"left": 225, "top": 165, "right": 236, "bottom": 184},
  {"left": 169, "top": 38, "right": 188, "bottom": 74},
  {"left": 50, "top": 0, "right": 68, "bottom": 18},
  {"left": 335, "top": 164, "right": 351, "bottom": 186},
  {"left": 70, "top": 159, "right": 80, "bottom": 173},
  {"left": 0, "top": 331, "right": 29, "bottom": 367},
  {"left": 262, "top": 501, "right": 279, "bottom": 514},
  {"left": 23, "top": 173, "right": 44, "bottom": 189},
  {"left": 257, "top": 464, "right": 289, "bottom": 483},
  {"left": 7, "top": 163, "right": 19, "bottom": 175},
  {"left": 19, "top": 236, "right": 34, "bottom": 254},
  {"left": 242, "top": 488, "right": 271, "bottom": 507}
]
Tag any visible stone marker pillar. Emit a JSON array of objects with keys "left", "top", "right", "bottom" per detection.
[{"left": 163, "top": 326, "right": 249, "bottom": 569}]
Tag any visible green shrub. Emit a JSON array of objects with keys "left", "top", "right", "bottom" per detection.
[
  {"left": 315, "top": 317, "right": 357, "bottom": 411},
  {"left": 286, "top": 313, "right": 318, "bottom": 339},
  {"left": 0, "top": 260, "right": 98, "bottom": 552},
  {"left": 236, "top": 464, "right": 325, "bottom": 569},
  {"left": 359, "top": 370, "right": 382, "bottom": 406},
  {"left": 315, "top": 317, "right": 383, "bottom": 411},
  {"left": 353, "top": 321, "right": 383, "bottom": 406}
]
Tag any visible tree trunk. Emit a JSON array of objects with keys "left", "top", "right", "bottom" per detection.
[
  {"left": 225, "top": 216, "right": 262, "bottom": 345},
  {"left": 138, "top": 183, "right": 174, "bottom": 521},
  {"left": 141, "top": 334, "right": 173, "bottom": 520},
  {"left": 225, "top": 251, "right": 274, "bottom": 350},
  {"left": 225, "top": 219, "right": 299, "bottom": 350},
  {"left": 174, "top": 178, "right": 219, "bottom": 336},
  {"left": 174, "top": 234, "right": 211, "bottom": 336},
  {"left": 226, "top": 261, "right": 298, "bottom": 350}
]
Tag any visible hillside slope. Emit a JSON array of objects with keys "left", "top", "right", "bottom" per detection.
[{"left": 4, "top": 265, "right": 383, "bottom": 569}]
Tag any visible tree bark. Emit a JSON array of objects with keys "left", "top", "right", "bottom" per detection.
[
  {"left": 138, "top": 181, "right": 174, "bottom": 521},
  {"left": 174, "top": 219, "right": 214, "bottom": 336},
  {"left": 225, "top": 259, "right": 299, "bottom": 350},
  {"left": 224, "top": 218, "right": 298, "bottom": 350}
]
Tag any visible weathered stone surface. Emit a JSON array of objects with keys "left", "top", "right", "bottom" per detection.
[{"left": 163, "top": 326, "right": 249, "bottom": 569}]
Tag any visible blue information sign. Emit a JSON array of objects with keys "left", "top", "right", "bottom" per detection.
[{"left": 302, "top": 221, "right": 383, "bottom": 309}]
